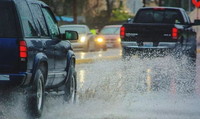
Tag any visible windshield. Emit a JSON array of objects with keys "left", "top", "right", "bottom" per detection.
[
  {"left": 100, "top": 27, "right": 120, "bottom": 35},
  {"left": 60, "top": 26, "right": 86, "bottom": 34}
]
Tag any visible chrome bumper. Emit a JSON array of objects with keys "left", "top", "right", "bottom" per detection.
[{"left": 121, "top": 41, "right": 177, "bottom": 49}]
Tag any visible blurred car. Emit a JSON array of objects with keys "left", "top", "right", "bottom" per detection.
[
  {"left": 95, "top": 35, "right": 107, "bottom": 51},
  {"left": 97, "top": 25, "right": 122, "bottom": 48},
  {"left": 60, "top": 25, "right": 96, "bottom": 52}
]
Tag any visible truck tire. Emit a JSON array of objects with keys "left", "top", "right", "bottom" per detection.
[
  {"left": 64, "top": 61, "right": 77, "bottom": 103},
  {"left": 26, "top": 69, "right": 44, "bottom": 118},
  {"left": 187, "top": 55, "right": 196, "bottom": 91},
  {"left": 122, "top": 47, "right": 130, "bottom": 60}
]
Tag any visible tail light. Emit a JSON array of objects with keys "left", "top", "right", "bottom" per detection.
[
  {"left": 19, "top": 41, "right": 27, "bottom": 59},
  {"left": 172, "top": 28, "right": 178, "bottom": 40},
  {"left": 120, "top": 26, "right": 125, "bottom": 38}
]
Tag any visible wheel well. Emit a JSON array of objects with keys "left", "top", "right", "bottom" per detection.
[
  {"left": 180, "top": 36, "right": 184, "bottom": 44},
  {"left": 38, "top": 62, "right": 48, "bottom": 83},
  {"left": 71, "top": 57, "right": 75, "bottom": 68}
]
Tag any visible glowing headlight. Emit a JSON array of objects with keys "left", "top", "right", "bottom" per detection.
[
  {"left": 118, "top": 38, "right": 121, "bottom": 42},
  {"left": 80, "top": 37, "right": 86, "bottom": 42},
  {"left": 97, "top": 38, "right": 103, "bottom": 42}
]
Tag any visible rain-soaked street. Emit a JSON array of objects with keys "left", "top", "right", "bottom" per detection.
[{"left": 1, "top": 49, "right": 200, "bottom": 119}]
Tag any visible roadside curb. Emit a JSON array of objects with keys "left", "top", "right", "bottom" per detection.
[
  {"left": 197, "top": 49, "right": 200, "bottom": 53},
  {"left": 76, "top": 56, "right": 121, "bottom": 64}
]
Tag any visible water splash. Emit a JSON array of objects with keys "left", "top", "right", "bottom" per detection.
[{"left": 0, "top": 56, "right": 200, "bottom": 119}]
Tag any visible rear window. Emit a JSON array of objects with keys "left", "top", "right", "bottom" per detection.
[
  {"left": 15, "top": 0, "right": 38, "bottom": 37},
  {"left": 134, "top": 9, "right": 184, "bottom": 24},
  {"left": 0, "top": 1, "right": 17, "bottom": 37}
]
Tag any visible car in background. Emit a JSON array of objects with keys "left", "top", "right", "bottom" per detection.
[
  {"left": 96, "top": 25, "right": 122, "bottom": 48},
  {"left": 60, "top": 25, "right": 97, "bottom": 52}
]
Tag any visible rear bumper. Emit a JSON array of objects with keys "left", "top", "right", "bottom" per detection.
[
  {"left": 0, "top": 72, "right": 32, "bottom": 87},
  {"left": 105, "top": 40, "right": 121, "bottom": 47},
  {"left": 72, "top": 42, "right": 86, "bottom": 48},
  {"left": 121, "top": 41, "right": 179, "bottom": 57},
  {"left": 71, "top": 42, "right": 87, "bottom": 51},
  {"left": 121, "top": 41, "right": 177, "bottom": 49},
  {"left": 121, "top": 41, "right": 196, "bottom": 58},
  {"left": 95, "top": 41, "right": 106, "bottom": 47}
]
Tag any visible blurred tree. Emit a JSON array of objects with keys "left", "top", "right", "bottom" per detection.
[
  {"left": 40, "top": 0, "right": 86, "bottom": 17},
  {"left": 83, "top": 0, "right": 115, "bottom": 30},
  {"left": 109, "top": 9, "right": 130, "bottom": 22},
  {"left": 161, "top": 0, "right": 195, "bottom": 11},
  {"left": 40, "top": 0, "right": 132, "bottom": 30},
  {"left": 41, "top": 0, "right": 73, "bottom": 16},
  {"left": 84, "top": 0, "right": 131, "bottom": 30}
]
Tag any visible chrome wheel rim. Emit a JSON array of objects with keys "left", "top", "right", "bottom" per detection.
[
  {"left": 70, "top": 75, "right": 75, "bottom": 103},
  {"left": 37, "top": 76, "right": 43, "bottom": 110}
]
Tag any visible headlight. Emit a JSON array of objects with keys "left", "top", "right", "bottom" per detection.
[
  {"left": 80, "top": 37, "right": 86, "bottom": 42},
  {"left": 97, "top": 38, "right": 103, "bottom": 42},
  {"left": 118, "top": 38, "right": 121, "bottom": 42}
]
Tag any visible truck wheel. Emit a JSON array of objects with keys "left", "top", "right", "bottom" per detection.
[
  {"left": 26, "top": 69, "right": 44, "bottom": 118},
  {"left": 178, "top": 54, "right": 196, "bottom": 93},
  {"left": 122, "top": 47, "right": 130, "bottom": 60},
  {"left": 187, "top": 55, "right": 196, "bottom": 84},
  {"left": 64, "top": 63, "right": 77, "bottom": 103}
]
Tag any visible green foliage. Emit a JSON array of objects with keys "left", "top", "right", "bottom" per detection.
[
  {"left": 39, "top": 0, "right": 85, "bottom": 16},
  {"left": 162, "top": 0, "right": 195, "bottom": 11},
  {"left": 110, "top": 9, "right": 132, "bottom": 22}
]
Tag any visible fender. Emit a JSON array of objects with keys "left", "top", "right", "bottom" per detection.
[
  {"left": 66, "top": 50, "right": 75, "bottom": 71},
  {"left": 30, "top": 52, "right": 48, "bottom": 85},
  {"left": 44, "top": 50, "right": 75, "bottom": 89},
  {"left": 65, "top": 50, "right": 75, "bottom": 83}
]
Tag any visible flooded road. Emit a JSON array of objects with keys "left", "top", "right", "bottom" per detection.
[
  {"left": 1, "top": 53, "right": 200, "bottom": 119},
  {"left": 43, "top": 54, "right": 200, "bottom": 119}
]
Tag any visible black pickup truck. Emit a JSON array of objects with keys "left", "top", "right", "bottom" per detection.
[
  {"left": 121, "top": 7, "right": 200, "bottom": 63},
  {"left": 0, "top": 0, "right": 78, "bottom": 118}
]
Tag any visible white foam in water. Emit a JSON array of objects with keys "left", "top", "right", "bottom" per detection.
[{"left": 1, "top": 55, "right": 200, "bottom": 119}]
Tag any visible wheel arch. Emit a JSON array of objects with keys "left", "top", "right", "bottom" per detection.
[
  {"left": 31, "top": 53, "right": 48, "bottom": 85},
  {"left": 65, "top": 50, "right": 76, "bottom": 83}
]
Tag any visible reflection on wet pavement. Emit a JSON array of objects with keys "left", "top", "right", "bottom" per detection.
[{"left": 75, "top": 48, "right": 122, "bottom": 59}]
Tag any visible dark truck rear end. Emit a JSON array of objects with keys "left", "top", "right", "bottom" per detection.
[
  {"left": 0, "top": 0, "right": 26, "bottom": 85},
  {"left": 121, "top": 7, "right": 197, "bottom": 59},
  {"left": 122, "top": 23, "right": 179, "bottom": 44},
  {"left": 0, "top": 1, "right": 19, "bottom": 73}
]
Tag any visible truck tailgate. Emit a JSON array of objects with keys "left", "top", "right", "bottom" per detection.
[
  {"left": 0, "top": 38, "right": 19, "bottom": 73},
  {"left": 123, "top": 23, "right": 177, "bottom": 42}
]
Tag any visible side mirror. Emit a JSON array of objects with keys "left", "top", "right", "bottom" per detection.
[
  {"left": 190, "top": 19, "right": 200, "bottom": 26},
  {"left": 63, "top": 30, "right": 78, "bottom": 40},
  {"left": 194, "top": 19, "right": 200, "bottom": 24},
  {"left": 127, "top": 18, "right": 133, "bottom": 23}
]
